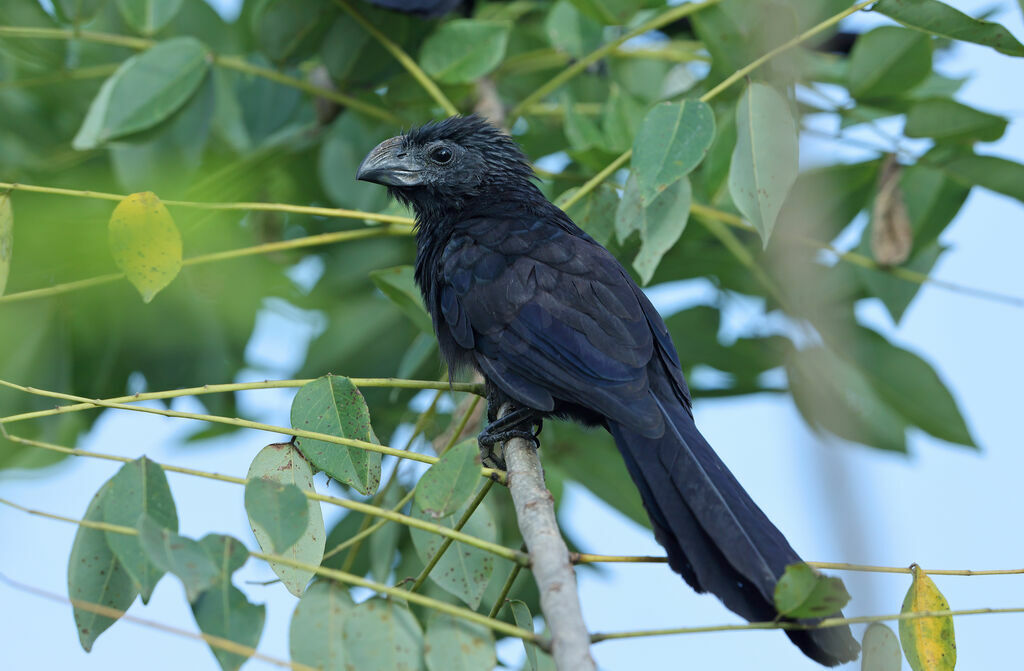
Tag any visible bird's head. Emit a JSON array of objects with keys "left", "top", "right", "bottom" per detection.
[{"left": 356, "top": 115, "right": 535, "bottom": 215}]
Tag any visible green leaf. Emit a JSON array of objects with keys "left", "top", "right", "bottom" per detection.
[
  {"left": 425, "top": 612, "right": 496, "bottom": 671},
  {"left": 615, "top": 173, "right": 644, "bottom": 244},
  {"left": 102, "top": 456, "right": 179, "bottom": 603},
  {"left": 370, "top": 485, "right": 406, "bottom": 583},
  {"left": 73, "top": 37, "right": 210, "bottom": 149},
  {"left": 420, "top": 20, "right": 511, "bottom": 84},
  {"left": 848, "top": 26, "right": 932, "bottom": 99},
  {"left": 876, "top": 0, "right": 1024, "bottom": 57},
  {"left": 246, "top": 443, "right": 326, "bottom": 597},
  {"left": 410, "top": 496, "right": 496, "bottom": 609},
  {"left": 563, "top": 93, "right": 605, "bottom": 151},
  {"left": 290, "top": 581, "right": 355, "bottom": 671},
  {"left": 137, "top": 515, "right": 220, "bottom": 602},
  {"left": 632, "top": 100, "right": 714, "bottom": 206},
  {"left": 862, "top": 623, "right": 903, "bottom": 671},
  {"left": 568, "top": 0, "right": 647, "bottom": 26},
  {"left": 545, "top": 0, "right": 603, "bottom": 59},
  {"left": 899, "top": 566, "right": 956, "bottom": 671},
  {"left": 369, "top": 265, "right": 433, "bottom": 334},
  {"left": 509, "top": 600, "right": 537, "bottom": 671},
  {"left": 562, "top": 183, "right": 618, "bottom": 247},
  {"left": 729, "top": 82, "right": 798, "bottom": 247},
  {"left": 934, "top": 152, "right": 1024, "bottom": 205},
  {"left": 904, "top": 99, "right": 1007, "bottom": 142},
  {"left": 787, "top": 346, "right": 908, "bottom": 452},
  {"left": 633, "top": 176, "right": 691, "bottom": 285},
  {"left": 107, "top": 192, "right": 183, "bottom": 303},
  {"left": 848, "top": 326, "right": 975, "bottom": 447},
  {"left": 415, "top": 439, "right": 481, "bottom": 519},
  {"left": 901, "top": 163, "right": 970, "bottom": 249},
  {"left": 68, "top": 481, "right": 139, "bottom": 651},
  {"left": 0, "top": 193, "right": 11, "bottom": 296},
  {"left": 116, "top": 0, "right": 185, "bottom": 35},
  {"left": 291, "top": 375, "right": 381, "bottom": 496},
  {"left": 0, "top": 0, "right": 65, "bottom": 67},
  {"left": 198, "top": 534, "right": 249, "bottom": 583},
  {"left": 344, "top": 598, "right": 425, "bottom": 671},
  {"left": 773, "top": 563, "right": 850, "bottom": 619},
  {"left": 54, "top": 0, "right": 106, "bottom": 23},
  {"left": 244, "top": 477, "right": 309, "bottom": 553},
  {"left": 602, "top": 86, "right": 645, "bottom": 154},
  {"left": 857, "top": 241, "right": 944, "bottom": 324},
  {"left": 252, "top": 0, "right": 335, "bottom": 64},
  {"left": 192, "top": 583, "right": 266, "bottom": 671}
]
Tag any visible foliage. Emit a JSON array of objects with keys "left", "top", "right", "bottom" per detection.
[{"left": 0, "top": 0, "right": 1020, "bottom": 668}]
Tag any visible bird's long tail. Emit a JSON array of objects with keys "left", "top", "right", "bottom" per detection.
[{"left": 607, "top": 391, "right": 860, "bottom": 666}]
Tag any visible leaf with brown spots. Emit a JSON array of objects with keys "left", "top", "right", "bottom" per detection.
[{"left": 107, "top": 192, "right": 182, "bottom": 303}]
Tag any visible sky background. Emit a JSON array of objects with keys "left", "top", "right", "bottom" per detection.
[{"left": 2, "top": 1, "right": 1023, "bottom": 670}]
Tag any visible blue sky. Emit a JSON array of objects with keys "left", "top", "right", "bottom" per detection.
[{"left": 2, "top": 1, "right": 1024, "bottom": 670}]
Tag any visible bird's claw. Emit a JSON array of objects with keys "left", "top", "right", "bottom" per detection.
[{"left": 477, "top": 428, "right": 540, "bottom": 470}]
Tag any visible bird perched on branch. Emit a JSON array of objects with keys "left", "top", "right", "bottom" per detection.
[{"left": 357, "top": 115, "right": 859, "bottom": 666}]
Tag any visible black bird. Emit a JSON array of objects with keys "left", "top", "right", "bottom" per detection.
[{"left": 357, "top": 115, "right": 859, "bottom": 666}]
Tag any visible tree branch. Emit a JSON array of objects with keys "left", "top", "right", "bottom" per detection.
[{"left": 501, "top": 404, "right": 596, "bottom": 671}]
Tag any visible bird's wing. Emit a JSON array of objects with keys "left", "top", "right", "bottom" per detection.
[{"left": 440, "top": 215, "right": 669, "bottom": 433}]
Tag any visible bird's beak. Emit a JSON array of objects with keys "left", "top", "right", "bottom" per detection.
[{"left": 356, "top": 137, "right": 424, "bottom": 187}]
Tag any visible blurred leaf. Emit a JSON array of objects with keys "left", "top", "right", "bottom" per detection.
[
  {"left": 601, "top": 86, "right": 644, "bottom": 154},
  {"left": 862, "top": 623, "right": 903, "bottom": 671},
  {"left": 632, "top": 100, "right": 714, "bottom": 206},
  {"left": 729, "top": 82, "right": 798, "bottom": 247},
  {"left": 563, "top": 92, "right": 605, "bottom": 151},
  {"left": 777, "top": 159, "right": 880, "bottom": 241},
  {"left": 633, "top": 176, "right": 691, "bottom": 285},
  {"left": 236, "top": 55, "right": 303, "bottom": 145},
  {"left": 899, "top": 566, "right": 956, "bottom": 671},
  {"left": 192, "top": 582, "right": 265, "bottom": 671},
  {"left": 509, "top": 600, "right": 538, "bottom": 671},
  {"left": 246, "top": 443, "right": 326, "bottom": 596},
  {"left": 198, "top": 534, "right": 249, "bottom": 582},
  {"left": 848, "top": 26, "right": 932, "bottom": 99},
  {"left": 344, "top": 598, "right": 425, "bottom": 671},
  {"left": 291, "top": 376, "right": 381, "bottom": 496},
  {"left": 320, "top": 511, "right": 373, "bottom": 577},
  {"left": 0, "top": 0, "right": 66, "bottom": 68},
  {"left": 415, "top": 439, "right": 481, "bottom": 519},
  {"left": 252, "top": 0, "right": 335, "bottom": 64},
  {"left": 933, "top": 152, "right": 1024, "bottom": 205},
  {"left": 848, "top": 326, "right": 976, "bottom": 447},
  {"left": 773, "top": 563, "right": 850, "bottom": 619},
  {"left": 68, "top": 481, "right": 138, "bottom": 652},
  {"left": 562, "top": 183, "right": 617, "bottom": 246},
  {"left": 615, "top": 172, "right": 644, "bottom": 244},
  {"left": 370, "top": 485, "right": 406, "bottom": 582},
  {"left": 425, "top": 612, "right": 496, "bottom": 671},
  {"left": 319, "top": 112, "right": 392, "bottom": 212},
  {"left": 102, "top": 456, "right": 179, "bottom": 603},
  {"left": 545, "top": 0, "right": 602, "bottom": 58},
  {"left": 289, "top": 580, "right": 355, "bottom": 671},
  {"left": 904, "top": 99, "right": 1007, "bottom": 142},
  {"left": 858, "top": 240, "right": 944, "bottom": 324},
  {"left": 420, "top": 20, "right": 511, "bottom": 84},
  {"left": 116, "top": 0, "right": 184, "bottom": 35},
  {"left": 107, "top": 192, "right": 183, "bottom": 303},
  {"left": 137, "top": 515, "right": 220, "bottom": 602},
  {"left": 568, "top": 0, "right": 647, "bottom": 26},
  {"left": 871, "top": 156, "right": 912, "bottom": 266},
  {"left": 900, "top": 163, "right": 970, "bottom": 249},
  {"left": 369, "top": 265, "right": 433, "bottom": 334},
  {"left": 244, "top": 477, "right": 309, "bottom": 553},
  {"left": 0, "top": 193, "right": 11, "bottom": 296},
  {"left": 73, "top": 37, "right": 210, "bottom": 149},
  {"left": 55, "top": 0, "right": 106, "bottom": 23},
  {"left": 410, "top": 495, "right": 496, "bottom": 609},
  {"left": 876, "top": 0, "right": 1024, "bottom": 57},
  {"left": 787, "top": 346, "right": 908, "bottom": 452}
]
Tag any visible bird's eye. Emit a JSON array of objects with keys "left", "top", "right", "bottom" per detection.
[{"left": 429, "top": 146, "right": 454, "bottom": 164}]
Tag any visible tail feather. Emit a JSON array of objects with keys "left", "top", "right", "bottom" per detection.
[{"left": 609, "top": 391, "right": 860, "bottom": 667}]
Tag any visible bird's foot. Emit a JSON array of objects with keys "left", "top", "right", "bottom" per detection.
[{"left": 477, "top": 406, "right": 543, "bottom": 471}]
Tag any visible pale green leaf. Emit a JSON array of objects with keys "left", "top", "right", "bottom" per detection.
[
  {"left": 369, "top": 265, "right": 433, "bottom": 334},
  {"left": 420, "top": 20, "right": 510, "bottom": 84},
  {"left": 425, "top": 612, "right": 496, "bottom": 671},
  {"left": 862, "top": 623, "right": 902, "bottom": 671},
  {"left": 632, "top": 100, "right": 714, "bottom": 206},
  {"left": 244, "top": 477, "right": 309, "bottom": 553},
  {"left": 509, "top": 600, "right": 537, "bottom": 671},
  {"left": 728, "top": 82, "right": 798, "bottom": 246},
  {"left": 545, "top": 0, "right": 602, "bottom": 58},
  {"left": 289, "top": 581, "right": 355, "bottom": 671},
  {"left": 633, "top": 176, "right": 690, "bottom": 285},
  {"left": 137, "top": 515, "right": 220, "bottom": 602},
  {"left": 246, "top": 443, "right": 325, "bottom": 597},
  {"left": 192, "top": 583, "right": 265, "bottom": 671},
  {"left": 344, "top": 598, "right": 425, "bottom": 671},
  {"left": 415, "top": 439, "right": 481, "bottom": 519},
  {"left": 848, "top": 26, "right": 932, "bottom": 99},
  {"left": 117, "top": 0, "right": 185, "bottom": 35},
  {"left": 0, "top": 193, "right": 11, "bottom": 296}
]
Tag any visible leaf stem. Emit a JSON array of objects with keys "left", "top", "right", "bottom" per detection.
[
  {"left": 332, "top": 0, "right": 458, "bottom": 116},
  {"left": 487, "top": 562, "right": 524, "bottom": 619},
  {"left": 0, "top": 63, "right": 119, "bottom": 90}
]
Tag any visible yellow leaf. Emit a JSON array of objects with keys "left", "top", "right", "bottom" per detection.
[
  {"left": 0, "top": 192, "right": 11, "bottom": 296},
  {"left": 108, "top": 192, "right": 182, "bottom": 303},
  {"left": 899, "top": 565, "right": 956, "bottom": 671}
]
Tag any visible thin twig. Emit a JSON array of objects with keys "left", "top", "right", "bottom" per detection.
[{"left": 501, "top": 404, "right": 595, "bottom": 670}]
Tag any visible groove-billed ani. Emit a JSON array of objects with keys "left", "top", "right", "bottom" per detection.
[{"left": 357, "top": 115, "right": 859, "bottom": 666}]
